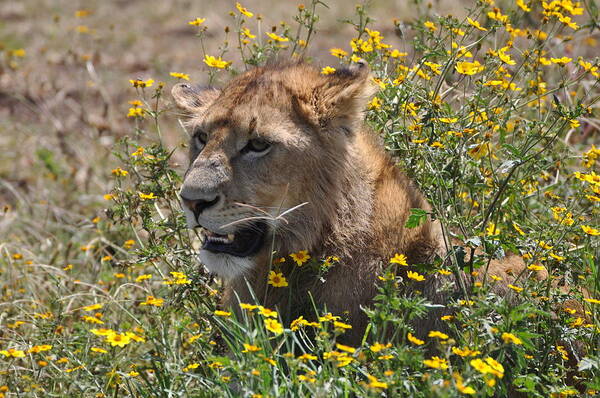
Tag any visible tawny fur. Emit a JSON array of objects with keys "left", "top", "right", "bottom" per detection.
[{"left": 173, "top": 62, "right": 543, "bottom": 345}]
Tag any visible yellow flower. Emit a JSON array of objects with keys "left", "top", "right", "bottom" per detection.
[
  {"left": 423, "top": 356, "right": 448, "bottom": 369},
  {"left": 298, "top": 353, "right": 317, "bottom": 361},
  {"left": 138, "top": 192, "right": 157, "bottom": 200},
  {"left": 467, "top": 17, "right": 487, "bottom": 31},
  {"left": 581, "top": 225, "right": 600, "bottom": 236},
  {"left": 496, "top": 46, "right": 516, "bottom": 65},
  {"left": 424, "top": 61, "right": 442, "bottom": 75},
  {"left": 319, "top": 312, "right": 340, "bottom": 322},
  {"left": 527, "top": 264, "right": 545, "bottom": 272},
  {"left": 508, "top": 284, "right": 523, "bottom": 293},
  {"left": 82, "top": 315, "right": 104, "bottom": 324},
  {"left": 407, "top": 332, "right": 425, "bottom": 345},
  {"left": 266, "top": 32, "right": 289, "bottom": 42},
  {"left": 183, "top": 363, "right": 200, "bottom": 372},
  {"left": 127, "top": 107, "right": 144, "bottom": 118},
  {"left": 170, "top": 72, "right": 190, "bottom": 80},
  {"left": 367, "top": 374, "right": 388, "bottom": 389},
  {"left": 90, "top": 347, "right": 107, "bottom": 353},
  {"left": 324, "top": 351, "right": 353, "bottom": 367},
  {"left": 390, "top": 253, "right": 408, "bottom": 266},
  {"left": 335, "top": 343, "right": 356, "bottom": 353},
  {"left": 242, "top": 343, "right": 261, "bottom": 353},
  {"left": 240, "top": 303, "right": 259, "bottom": 311},
  {"left": 135, "top": 274, "right": 152, "bottom": 282},
  {"left": 551, "top": 57, "right": 572, "bottom": 65},
  {"left": 438, "top": 269, "right": 452, "bottom": 275},
  {"left": 452, "top": 347, "right": 481, "bottom": 357},
  {"left": 390, "top": 49, "right": 408, "bottom": 58},
  {"left": 487, "top": 9, "right": 509, "bottom": 23},
  {"left": 290, "top": 250, "right": 311, "bottom": 266},
  {"left": 584, "top": 298, "right": 600, "bottom": 305},
  {"left": 264, "top": 319, "right": 284, "bottom": 334},
  {"left": 407, "top": 270, "right": 425, "bottom": 281},
  {"left": 214, "top": 310, "right": 231, "bottom": 317},
  {"left": 538, "top": 240, "right": 554, "bottom": 250},
  {"left": 486, "top": 222, "right": 500, "bottom": 236},
  {"left": 203, "top": 55, "right": 231, "bottom": 69},
  {"left": 438, "top": 117, "right": 458, "bottom": 123},
  {"left": 322, "top": 255, "right": 339, "bottom": 267},
  {"left": 8, "top": 321, "right": 25, "bottom": 329},
  {"left": 90, "top": 328, "right": 114, "bottom": 337},
  {"left": 241, "top": 27, "right": 256, "bottom": 39},
  {"left": 140, "top": 296, "right": 163, "bottom": 307},
  {"left": 8, "top": 48, "right": 26, "bottom": 57},
  {"left": 111, "top": 168, "right": 128, "bottom": 177},
  {"left": 105, "top": 333, "right": 131, "bottom": 347},
  {"left": 512, "top": 222, "right": 526, "bottom": 236},
  {"left": 258, "top": 307, "right": 278, "bottom": 318},
  {"left": 188, "top": 18, "right": 206, "bottom": 26},
  {"left": 423, "top": 21, "right": 437, "bottom": 31},
  {"left": 468, "top": 142, "right": 491, "bottom": 160},
  {"left": 558, "top": 15, "right": 579, "bottom": 29},
  {"left": 321, "top": 66, "right": 336, "bottom": 75},
  {"left": 125, "top": 332, "right": 145, "bottom": 343},
  {"left": 556, "top": 345, "right": 569, "bottom": 360},
  {"left": 235, "top": 2, "right": 253, "bottom": 18},
  {"left": 368, "top": 97, "right": 382, "bottom": 110},
  {"left": 290, "top": 316, "right": 308, "bottom": 330},
  {"left": 82, "top": 303, "right": 103, "bottom": 311},
  {"left": 130, "top": 147, "right": 144, "bottom": 157},
  {"left": 455, "top": 60, "right": 485, "bottom": 75},
  {"left": 129, "top": 78, "right": 154, "bottom": 88},
  {"left": 516, "top": 0, "right": 531, "bottom": 12},
  {"left": 470, "top": 357, "right": 504, "bottom": 378},
  {"left": 428, "top": 330, "right": 449, "bottom": 340},
  {"left": 501, "top": 332, "right": 523, "bottom": 345},
  {"left": 28, "top": 345, "right": 52, "bottom": 354},
  {"left": 330, "top": 48, "right": 348, "bottom": 58},
  {"left": 454, "top": 372, "right": 476, "bottom": 395},
  {"left": 123, "top": 239, "right": 135, "bottom": 249},
  {"left": 370, "top": 342, "right": 392, "bottom": 352},
  {"left": 333, "top": 320, "right": 352, "bottom": 331},
  {"left": 267, "top": 271, "right": 288, "bottom": 287},
  {"left": 299, "top": 372, "right": 317, "bottom": 383}
]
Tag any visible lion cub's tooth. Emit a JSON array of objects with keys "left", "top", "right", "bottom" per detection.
[{"left": 227, "top": 233, "right": 235, "bottom": 242}]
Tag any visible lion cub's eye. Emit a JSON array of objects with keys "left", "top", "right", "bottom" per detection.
[
  {"left": 242, "top": 138, "right": 271, "bottom": 155},
  {"left": 193, "top": 131, "right": 208, "bottom": 150}
]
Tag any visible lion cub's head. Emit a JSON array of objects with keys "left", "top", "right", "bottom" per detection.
[{"left": 172, "top": 62, "right": 375, "bottom": 280}]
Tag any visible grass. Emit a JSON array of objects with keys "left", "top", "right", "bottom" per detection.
[{"left": 0, "top": 0, "right": 599, "bottom": 396}]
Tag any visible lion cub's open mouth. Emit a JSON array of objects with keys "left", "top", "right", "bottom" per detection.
[{"left": 201, "top": 221, "right": 267, "bottom": 257}]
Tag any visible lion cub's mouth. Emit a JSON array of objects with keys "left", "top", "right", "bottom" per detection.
[{"left": 201, "top": 221, "right": 267, "bottom": 257}]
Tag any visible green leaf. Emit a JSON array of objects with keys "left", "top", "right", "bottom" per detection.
[{"left": 404, "top": 208, "right": 428, "bottom": 229}]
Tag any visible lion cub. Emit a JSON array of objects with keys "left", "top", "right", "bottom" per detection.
[{"left": 173, "top": 62, "right": 529, "bottom": 344}]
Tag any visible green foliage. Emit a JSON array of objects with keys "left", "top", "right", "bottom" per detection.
[{"left": 1, "top": 0, "right": 599, "bottom": 397}]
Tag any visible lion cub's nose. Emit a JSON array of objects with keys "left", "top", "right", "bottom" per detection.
[{"left": 181, "top": 194, "right": 220, "bottom": 219}]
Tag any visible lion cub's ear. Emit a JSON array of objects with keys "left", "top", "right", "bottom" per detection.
[
  {"left": 171, "top": 83, "right": 220, "bottom": 115},
  {"left": 311, "top": 61, "right": 377, "bottom": 132}
]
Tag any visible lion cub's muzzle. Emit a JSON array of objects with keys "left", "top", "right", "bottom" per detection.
[
  {"left": 180, "top": 194, "right": 221, "bottom": 222},
  {"left": 201, "top": 221, "right": 268, "bottom": 257},
  {"left": 180, "top": 192, "right": 268, "bottom": 258}
]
